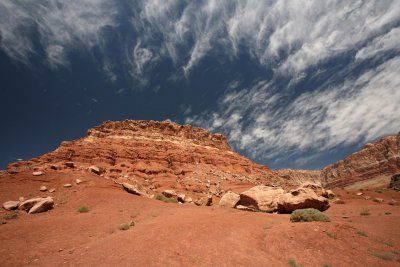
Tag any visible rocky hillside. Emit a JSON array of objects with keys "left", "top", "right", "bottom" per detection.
[
  {"left": 6, "top": 120, "right": 286, "bottom": 198},
  {"left": 321, "top": 135, "right": 400, "bottom": 188},
  {"left": 276, "top": 135, "right": 400, "bottom": 188}
]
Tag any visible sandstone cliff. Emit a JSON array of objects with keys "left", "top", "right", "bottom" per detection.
[
  {"left": 7, "top": 120, "right": 287, "bottom": 197},
  {"left": 321, "top": 135, "right": 400, "bottom": 188}
]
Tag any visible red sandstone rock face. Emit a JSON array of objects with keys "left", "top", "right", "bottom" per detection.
[
  {"left": 6, "top": 120, "right": 286, "bottom": 198},
  {"left": 276, "top": 135, "right": 400, "bottom": 188},
  {"left": 321, "top": 135, "right": 400, "bottom": 188}
]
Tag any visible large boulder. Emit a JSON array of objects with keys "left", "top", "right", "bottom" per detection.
[
  {"left": 277, "top": 187, "right": 330, "bottom": 213},
  {"left": 219, "top": 192, "right": 240, "bottom": 208},
  {"left": 29, "top": 198, "right": 54, "bottom": 214},
  {"left": 19, "top": 197, "right": 54, "bottom": 213},
  {"left": 195, "top": 195, "right": 213, "bottom": 206},
  {"left": 239, "top": 186, "right": 285, "bottom": 212},
  {"left": 3, "top": 201, "right": 20, "bottom": 210},
  {"left": 389, "top": 173, "right": 400, "bottom": 190}
]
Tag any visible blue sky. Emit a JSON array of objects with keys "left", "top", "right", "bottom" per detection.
[{"left": 0, "top": 0, "right": 399, "bottom": 170}]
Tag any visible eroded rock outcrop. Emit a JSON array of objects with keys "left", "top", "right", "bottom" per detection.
[{"left": 6, "top": 120, "right": 286, "bottom": 199}]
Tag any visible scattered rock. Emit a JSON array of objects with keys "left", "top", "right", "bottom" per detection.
[
  {"left": 29, "top": 197, "right": 54, "bottom": 214},
  {"left": 235, "top": 205, "right": 255, "bottom": 211},
  {"left": 239, "top": 185, "right": 285, "bottom": 212},
  {"left": 364, "top": 196, "right": 371, "bottom": 200},
  {"left": 277, "top": 187, "right": 330, "bottom": 213},
  {"left": 388, "top": 199, "right": 397, "bottom": 205},
  {"left": 195, "top": 195, "right": 212, "bottom": 206},
  {"left": 356, "top": 192, "right": 363, "bottom": 196},
  {"left": 64, "top": 162, "right": 75, "bottom": 168},
  {"left": 88, "top": 166, "right": 101, "bottom": 175},
  {"left": 185, "top": 196, "right": 193, "bottom": 203},
  {"left": 2, "top": 201, "right": 20, "bottom": 210},
  {"left": 76, "top": 179, "right": 83, "bottom": 184},
  {"left": 162, "top": 189, "right": 177, "bottom": 198},
  {"left": 49, "top": 188, "right": 56, "bottom": 193},
  {"left": 323, "top": 189, "right": 335, "bottom": 199},
  {"left": 63, "top": 184, "right": 72, "bottom": 188},
  {"left": 49, "top": 164, "right": 60, "bottom": 170},
  {"left": 122, "top": 183, "right": 148, "bottom": 197},
  {"left": 219, "top": 191, "right": 240, "bottom": 208},
  {"left": 177, "top": 193, "right": 186, "bottom": 203},
  {"left": 19, "top": 197, "right": 25, "bottom": 202},
  {"left": 33, "top": 171, "right": 44, "bottom": 176},
  {"left": 39, "top": 186, "right": 47, "bottom": 192}
]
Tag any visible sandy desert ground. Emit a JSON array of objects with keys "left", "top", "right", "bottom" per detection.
[{"left": 0, "top": 171, "right": 399, "bottom": 267}]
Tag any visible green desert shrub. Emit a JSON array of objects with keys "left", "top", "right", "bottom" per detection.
[
  {"left": 288, "top": 258, "right": 299, "bottom": 267},
  {"left": 357, "top": 230, "right": 368, "bottom": 237},
  {"left": 155, "top": 194, "right": 178, "bottom": 204},
  {"left": 371, "top": 252, "right": 393, "bottom": 261},
  {"left": 360, "top": 209, "right": 370, "bottom": 216},
  {"left": 77, "top": 206, "right": 89, "bottom": 213},
  {"left": 290, "top": 208, "right": 330, "bottom": 222},
  {"left": 3, "top": 211, "right": 18, "bottom": 220}
]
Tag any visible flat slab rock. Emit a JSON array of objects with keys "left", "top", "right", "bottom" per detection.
[{"left": 3, "top": 201, "right": 20, "bottom": 210}]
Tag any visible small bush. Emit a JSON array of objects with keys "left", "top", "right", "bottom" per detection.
[
  {"left": 290, "top": 208, "right": 330, "bottom": 222},
  {"left": 372, "top": 198, "right": 382, "bottom": 203},
  {"left": 288, "top": 258, "right": 299, "bottom": 267},
  {"left": 0, "top": 221, "right": 6, "bottom": 225},
  {"left": 155, "top": 194, "right": 178, "bottom": 204},
  {"left": 385, "top": 211, "right": 391, "bottom": 215},
  {"left": 357, "top": 230, "right": 368, "bottom": 237},
  {"left": 119, "top": 223, "right": 130, "bottom": 230},
  {"left": 360, "top": 209, "right": 370, "bottom": 216},
  {"left": 3, "top": 211, "right": 18, "bottom": 220},
  {"left": 77, "top": 206, "right": 89, "bottom": 213},
  {"left": 371, "top": 252, "right": 392, "bottom": 261}
]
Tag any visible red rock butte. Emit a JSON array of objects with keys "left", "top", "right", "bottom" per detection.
[{"left": 7, "top": 120, "right": 286, "bottom": 198}]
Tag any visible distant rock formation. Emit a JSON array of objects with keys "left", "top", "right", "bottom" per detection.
[{"left": 321, "top": 135, "right": 400, "bottom": 188}]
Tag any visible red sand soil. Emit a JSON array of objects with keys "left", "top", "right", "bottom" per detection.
[{"left": 0, "top": 171, "right": 399, "bottom": 267}]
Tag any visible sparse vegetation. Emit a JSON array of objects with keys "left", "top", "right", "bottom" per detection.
[
  {"left": 371, "top": 252, "right": 393, "bottom": 261},
  {"left": 360, "top": 209, "right": 370, "bottom": 216},
  {"left": 290, "top": 208, "right": 330, "bottom": 222},
  {"left": 119, "top": 223, "right": 130, "bottom": 231},
  {"left": 372, "top": 198, "right": 381, "bottom": 203},
  {"left": 375, "top": 189, "right": 384, "bottom": 193},
  {"left": 77, "top": 206, "right": 89, "bottom": 213},
  {"left": 155, "top": 194, "right": 179, "bottom": 203},
  {"left": 0, "top": 221, "right": 6, "bottom": 225},
  {"left": 288, "top": 258, "right": 299, "bottom": 267},
  {"left": 357, "top": 230, "right": 368, "bottom": 237},
  {"left": 384, "top": 211, "right": 391, "bottom": 215},
  {"left": 58, "top": 196, "right": 69, "bottom": 205},
  {"left": 333, "top": 199, "right": 345, "bottom": 204},
  {"left": 3, "top": 211, "right": 18, "bottom": 220}
]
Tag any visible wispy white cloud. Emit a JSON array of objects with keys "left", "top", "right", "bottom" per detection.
[
  {"left": 0, "top": 0, "right": 117, "bottom": 66},
  {"left": 186, "top": 56, "right": 400, "bottom": 165}
]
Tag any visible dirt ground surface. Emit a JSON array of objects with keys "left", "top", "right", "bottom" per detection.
[{"left": 0, "top": 171, "right": 399, "bottom": 267}]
